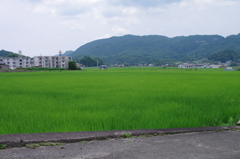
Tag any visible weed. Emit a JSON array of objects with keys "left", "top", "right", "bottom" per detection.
[
  {"left": 26, "top": 143, "right": 40, "bottom": 149},
  {"left": 123, "top": 133, "right": 131, "bottom": 138},
  {"left": 98, "top": 138, "right": 109, "bottom": 141},
  {"left": 0, "top": 144, "right": 6, "bottom": 149},
  {"left": 26, "top": 142, "right": 64, "bottom": 149},
  {"left": 39, "top": 142, "right": 63, "bottom": 146},
  {"left": 220, "top": 117, "right": 236, "bottom": 126}
]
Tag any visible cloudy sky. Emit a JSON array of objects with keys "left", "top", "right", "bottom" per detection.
[{"left": 1, "top": 0, "right": 240, "bottom": 57}]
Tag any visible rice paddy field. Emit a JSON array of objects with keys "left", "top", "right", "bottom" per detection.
[{"left": 0, "top": 67, "right": 240, "bottom": 135}]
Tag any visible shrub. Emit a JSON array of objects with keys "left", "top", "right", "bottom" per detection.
[
  {"left": 76, "top": 67, "right": 82, "bottom": 70},
  {"left": 26, "top": 67, "right": 65, "bottom": 71},
  {"left": 237, "top": 66, "right": 240, "bottom": 71},
  {"left": 68, "top": 61, "right": 77, "bottom": 70}
]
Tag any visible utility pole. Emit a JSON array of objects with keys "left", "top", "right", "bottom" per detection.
[{"left": 96, "top": 46, "right": 99, "bottom": 67}]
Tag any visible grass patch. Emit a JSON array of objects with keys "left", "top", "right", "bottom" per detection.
[
  {"left": 26, "top": 143, "right": 40, "bottom": 149},
  {"left": 26, "top": 67, "right": 65, "bottom": 71},
  {"left": 39, "top": 142, "right": 63, "bottom": 146},
  {"left": 123, "top": 133, "right": 132, "bottom": 138},
  {"left": 26, "top": 142, "right": 64, "bottom": 149},
  {"left": 0, "top": 144, "right": 6, "bottom": 149}
]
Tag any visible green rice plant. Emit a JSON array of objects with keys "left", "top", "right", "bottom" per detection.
[{"left": 0, "top": 67, "right": 239, "bottom": 134}]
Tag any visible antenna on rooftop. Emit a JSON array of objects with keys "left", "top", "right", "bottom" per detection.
[
  {"left": 59, "top": 50, "right": 62, "bottom": 56},
  {"left": 18, "top": 50, "right": 22, "bottom": 58}
]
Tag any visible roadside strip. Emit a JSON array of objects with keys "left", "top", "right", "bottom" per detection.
[{"left": 1, "top": 126, "right": 239, "bottom": 148}]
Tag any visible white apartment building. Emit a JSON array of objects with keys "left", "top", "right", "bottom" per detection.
[
  {"left": 34, "top": 52, "right": 72, "bottom": 68},
  {"left": 0, "top": 57, "right": 33, "bottom": 69},
  {"left": 0, "top": 51, "right": 72, "bottom": 69}
]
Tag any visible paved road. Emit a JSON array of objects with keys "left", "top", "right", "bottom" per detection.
[{"left": 1, "top": 130, "right": 239, "bottom": 159}]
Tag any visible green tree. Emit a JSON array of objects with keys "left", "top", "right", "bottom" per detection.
[
  {"left": 208, "top": 50, "right": 239, "bottom": 62},
  {"left": 237, "top": 66, "right": 240, "bottom": 71},
  {"left": 230, "top": 62, "right": 237, "bottom": 66},
  {"left": 93, "top": 57, "right": 104, "bottom": 66},
  {"left": 68, "top": 61, "right": 77, "bottom": 70},
  {"left": 7, "top": 53, "right": 18, "bottom": 57},
  {"left": 79, "top": 56, "right": 104, "bottom": 67}
]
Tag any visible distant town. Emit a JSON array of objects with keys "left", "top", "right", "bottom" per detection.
[
  {"left": 0, "top": 49, "right": 238, "bottom": 71},
  {"left": 0, "top": 52, "right": 236, "bottom": 71}
]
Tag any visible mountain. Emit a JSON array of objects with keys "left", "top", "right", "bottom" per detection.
[
  {"left": 0, "top": 50, "right": 29, "bottom": 58},
  {"left": 62, "top": 50, "right": 74, "bottom": 56},
  {"left": 0, "top": 50, "right": 16, "bottom": 57},
  {"left": 54, "top": 50, "right": 74, "bottom": 56},
  {"left": 63, "top": 34, "right": 240, "bottom": 65}
]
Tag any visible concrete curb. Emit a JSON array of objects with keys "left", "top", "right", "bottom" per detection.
[{"left": 1, "top": 126, "right": 239, "bottom": 148}]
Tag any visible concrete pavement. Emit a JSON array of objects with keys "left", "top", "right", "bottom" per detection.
[{"left": 0, "top": 126, "right": 240, "bottom": 159}]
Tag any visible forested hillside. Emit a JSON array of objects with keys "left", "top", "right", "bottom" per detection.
[
  {"left": 0, "top": 50, "right": 18, "bottom": 57},
  {"left": 0, "top": 50, "right": 29, "bottom": 58},
  {"left": 65, "top": 34, "right": 240, "bottom": 65}
]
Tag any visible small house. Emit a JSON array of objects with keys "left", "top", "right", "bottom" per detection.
[
  {"left": 99, "top": 65, "right": 108, "bottom": 69},
  {"left": 149, "top": 64, "right": 154, "bottom": 67},
  {"left": 118, "top": 64, "right": 124, "bottom": 67},
  {"left": 224, "top": 67, "right": 234, "bottom": 71},
  {"left": 178, "top": 64, "right": 194, "bottom": 68}
]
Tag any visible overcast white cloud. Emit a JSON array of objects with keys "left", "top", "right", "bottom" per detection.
[{"left": 0, "top": 0, "right": 240, "bottom": 57}]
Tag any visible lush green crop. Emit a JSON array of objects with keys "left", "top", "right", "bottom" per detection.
[{"left": 0, "top": 67, "right": 239, "bottom": 134}]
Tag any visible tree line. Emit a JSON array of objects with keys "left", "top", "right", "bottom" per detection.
[{"left": 78, "top": 56, "right": 104, "bottom": 67}]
